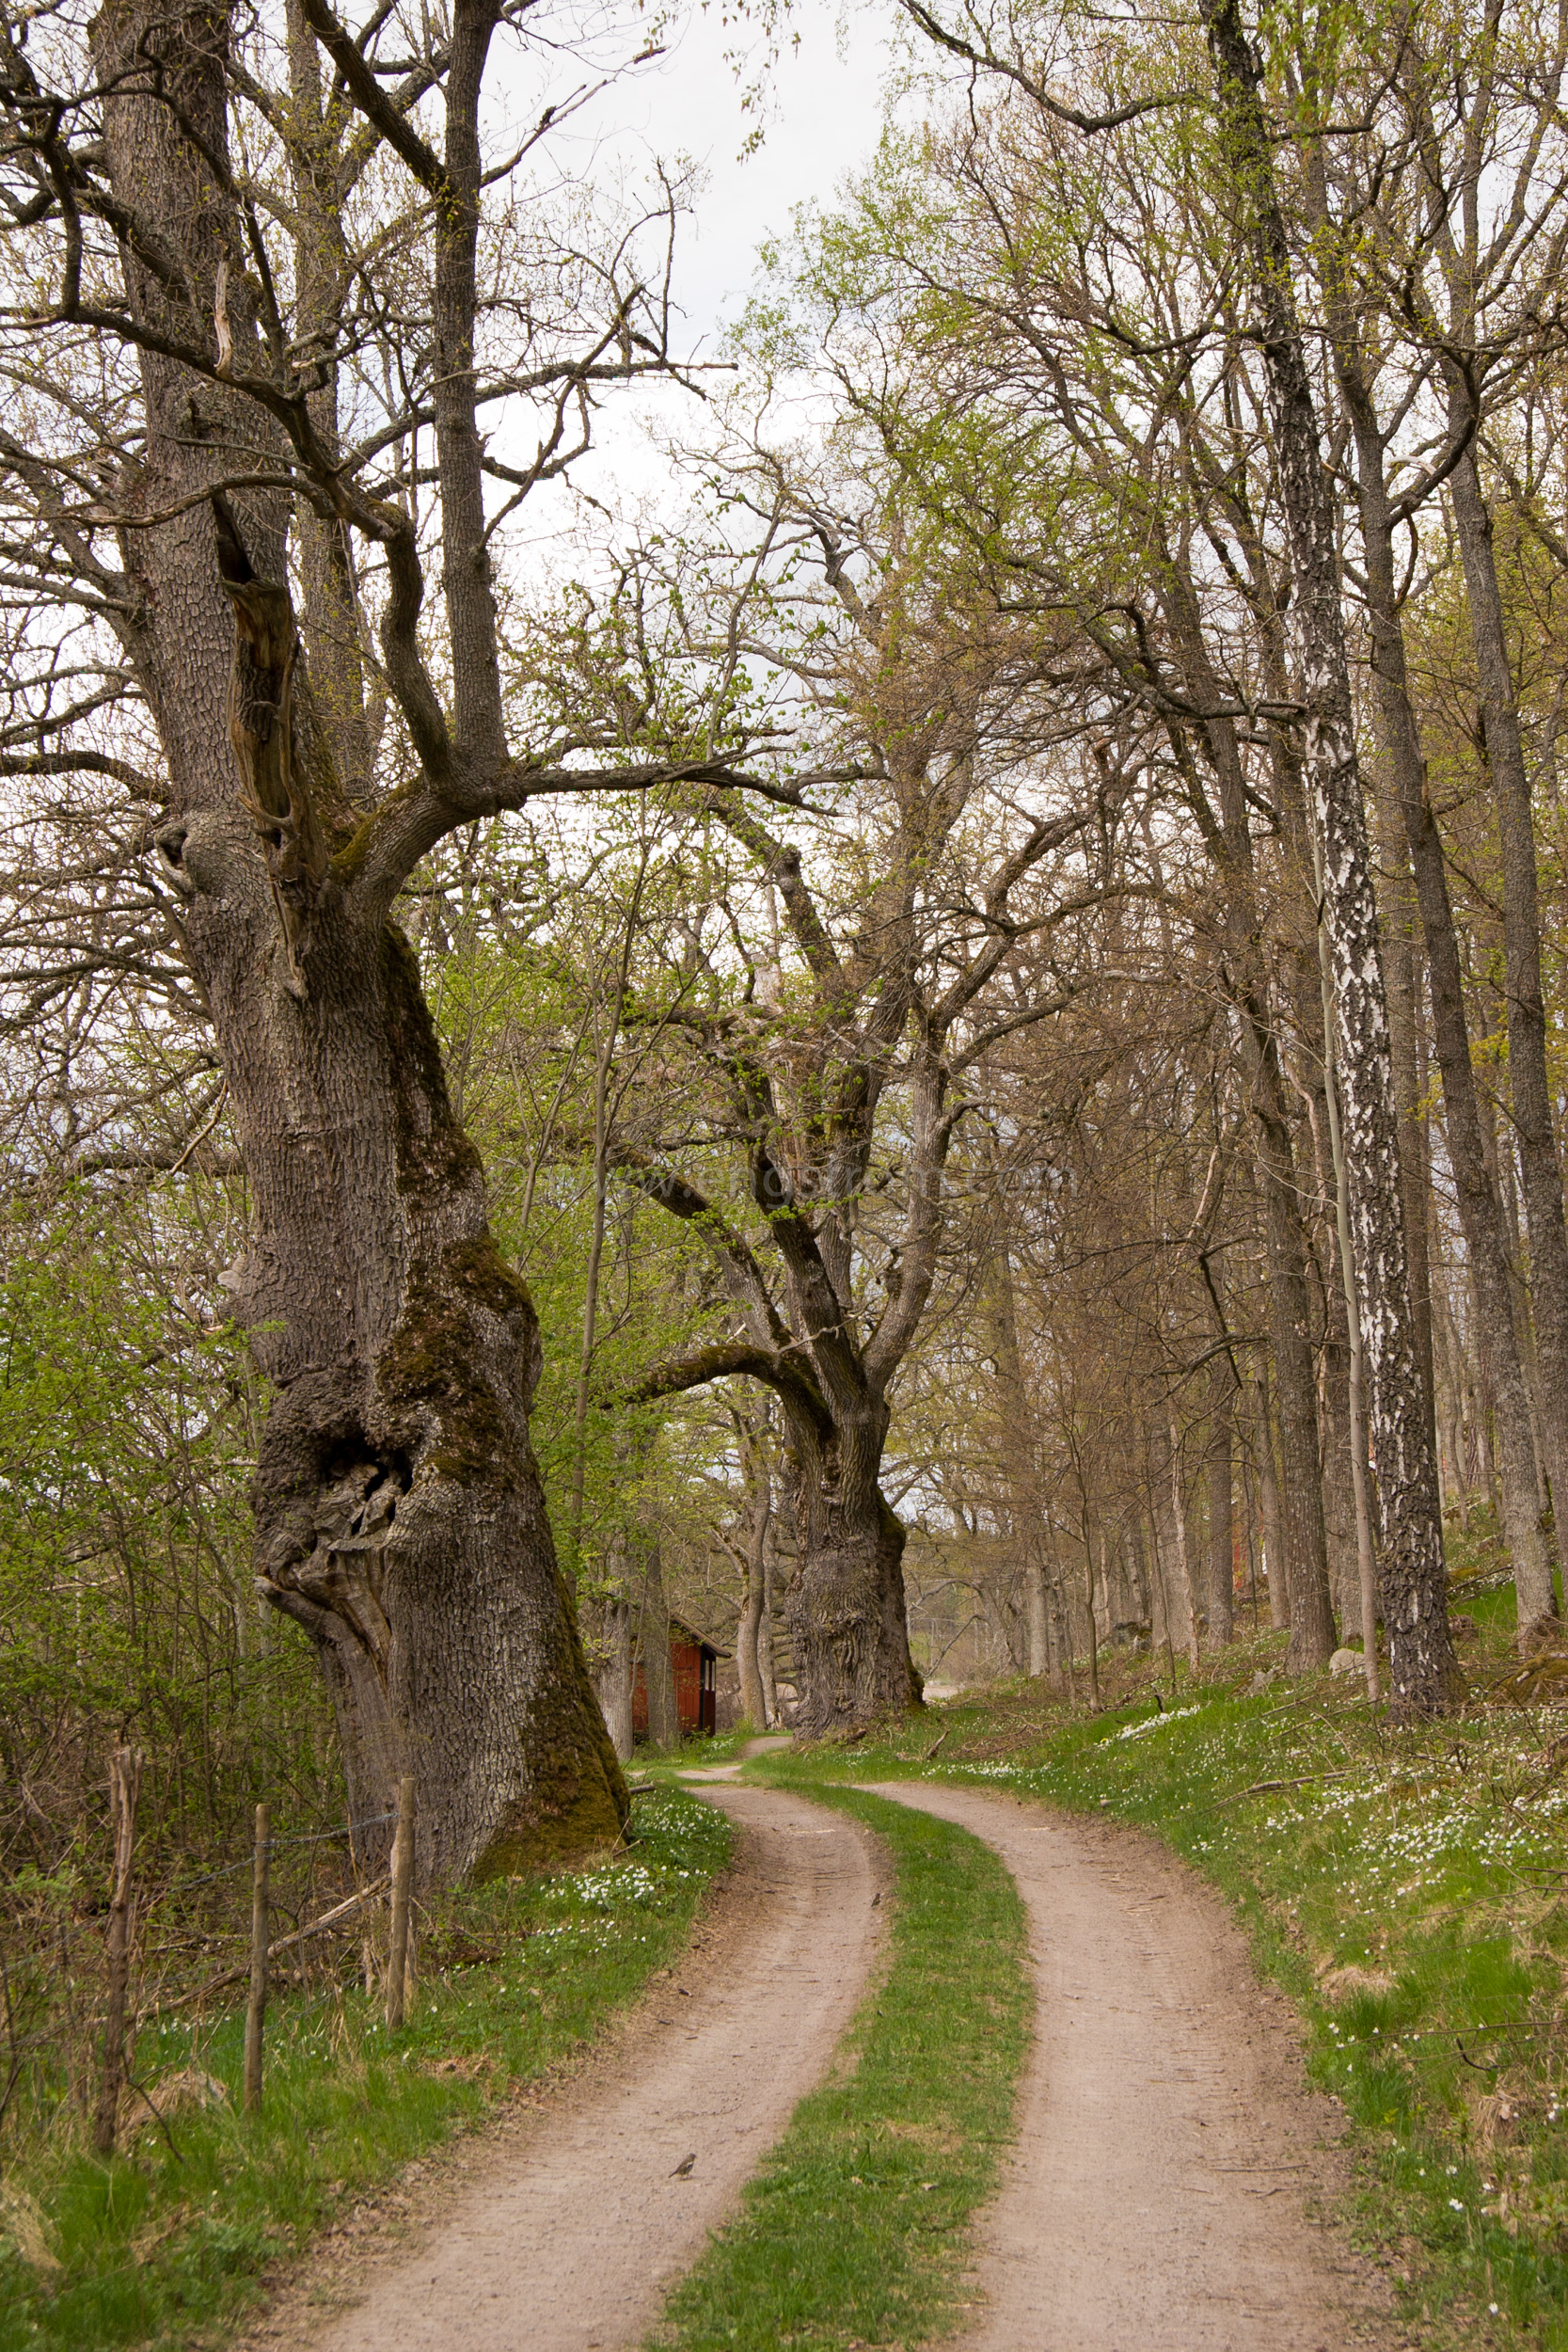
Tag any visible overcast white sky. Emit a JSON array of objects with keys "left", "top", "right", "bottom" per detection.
[
  {"left": 500, "top": 0, "right": 907, "bottom": 528},
  {"left": 622, "top": 2, "right": 901, "bottom": 347}
]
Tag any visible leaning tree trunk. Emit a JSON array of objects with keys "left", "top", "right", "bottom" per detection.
[
  {"left": 782, "top": 1395, "right": 924, "bottom": 1737},
  {"left": 95, "top": 0, "right": 625, "bottom": 1884},
  {"left": 1205, "top": 0, "right": 1456, "bottom": 1712}
]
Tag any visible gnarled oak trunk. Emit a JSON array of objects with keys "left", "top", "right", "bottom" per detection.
[
  {"left": 94, "top": 0, "right": 626, "bottom": 1885},
  {"left": 783, "top": 1396, "right": 923, "bottom": 1738}
]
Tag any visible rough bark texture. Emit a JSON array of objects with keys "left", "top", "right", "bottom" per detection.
[
  {"left": 91, "top": 0, "right": 626, "bottom": 1883},
  {"left": 782, "top": 1394, "right": 923, "bottom": 1738},
  {"left": 1204, "top": 0, "right": 1456, "bottom": 1711}
]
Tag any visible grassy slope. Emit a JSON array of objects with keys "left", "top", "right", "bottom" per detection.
[
  {"left": 0, "top": 1789, "right": 730, "bottom": 2352},
  {"left": 648, "top": 1787, "right": 1031, "bottom": 2352},
  {"left": 747, "top": 1540, "right": 1568, "bottom": 2351}
]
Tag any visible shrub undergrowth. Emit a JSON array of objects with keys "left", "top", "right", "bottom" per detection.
[{"left": 0, "top": 1788, "right": 730, "bottom": 2352}]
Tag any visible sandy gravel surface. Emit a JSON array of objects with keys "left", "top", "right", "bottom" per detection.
[
  {"left": 234, "top": 1782, "right": 883, "bottom": 2352},
  {"left": 866, "top": 1781, "right": 1398, "bottom": 2352}
]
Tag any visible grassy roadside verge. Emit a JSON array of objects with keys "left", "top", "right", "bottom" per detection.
[
  {"left": 648, "top": 1787, "right": 1030, "bottom": 2352},
  {"left": 0, "top": 1788, "right": 730, "bottom": 2352},
  {"left": 742, "top": 1588, "right": 1568, "bottom": 2351}
]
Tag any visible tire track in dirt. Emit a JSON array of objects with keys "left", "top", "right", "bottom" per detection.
[
  {"left": 236, "top": 1781, "right": 883, "bottom": 2352},
  {"left": 867, "top": 1781, "right": 1398, "bottom": 2352}
]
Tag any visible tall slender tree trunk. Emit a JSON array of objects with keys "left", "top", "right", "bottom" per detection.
[
  {"left": 1206, "top": 1369, "right": 1235, "bottom": 1650},
  {"left": 1314, "top": 904, "right": 1384, "bottom": 1697},
  {"left": 1448, "top": 438, "right": 1568, "bottom": 1580},
  {"left": 736, "top": 1438, "right": 772, "bottom": 1729},
  {"left": 1161, "top": 646, "right": 1335, "bottom": 1664},
  {"left": 760, "top": 1535, "right": 780, "bottom": 1725},
  {"left": 985, "top": 1225, "right": 1053, "bottom": 1677},
  {"left": 1026, "top": 1551, "right": 1051, "bottom": 1677},
  {"left": 1164, "top": 1420, "right": 1202, "bottom": 1673},
  {"left": 1252, "top": 1370, "right": 1291, "bottom": 1629},
  {"left": 1251, "top": 1108, "right": 1337, "bottom": 1665},
  {"left": 1431, "top": 1278, "right": 1471, "bottom": 1527},
  {"left": 1376, "top": 809, "right": 1438, "bottom": 1458},
  {"left": 593, "top": 1596, "right": 634, "bottom": 1764},
  {"left": 639, "top": 1543, "right": 679, "bottom": 1751},
  {"left": 1204, "top": 0, "right": 1456, "bottom": 1710},
  {"left": 1081, "top": 1502, "right": 1102, "bottom": 1707},
  {"left": 1323, "top": 330, "right": 1555, "bottom": 1638},
  {"left": 1316, "top": 1253, "right": 1359, "bottom": 1631}
]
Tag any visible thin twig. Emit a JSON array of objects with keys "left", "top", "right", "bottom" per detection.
[{"left": 1217, "top": 1768, "right": 1358, "bottom": 1806}]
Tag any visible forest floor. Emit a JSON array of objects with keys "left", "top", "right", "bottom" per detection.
[{"left": 9, "top": 1529, "right": 1560, "bottom": 2352}]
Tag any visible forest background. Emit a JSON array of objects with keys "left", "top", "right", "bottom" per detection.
[{"left": 3, "top": 0, "right": 1568, "bottom": 2060}]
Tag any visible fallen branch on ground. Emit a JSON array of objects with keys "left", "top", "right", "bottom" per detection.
[{"left": 141, "top": 1877, "right": 391, "bottom": 2017}]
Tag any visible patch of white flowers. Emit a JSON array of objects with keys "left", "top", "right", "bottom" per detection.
[{"left": 1114, "top": 1705, "right": 1203, "bottom": 1742}]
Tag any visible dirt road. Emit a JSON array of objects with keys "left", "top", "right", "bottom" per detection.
[
  {"left": 241, "top": 1769, "right": 1394, "bottom": 2352},
  {"left": 867, "top": 1780, "right": 1393, "bottom": 2352},
  {"left": 237, "top": 1781, "right": 882, "bottom": 2352}
]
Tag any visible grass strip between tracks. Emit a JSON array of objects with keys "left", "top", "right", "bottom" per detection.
[
  {"left": 649, "top": 1785, "right": 1031, "bottom": 2352},
  {"left": 0, "top": 1788, "right": 731, "bottom": 2352}
]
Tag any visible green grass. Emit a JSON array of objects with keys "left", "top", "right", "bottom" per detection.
[
  {"left": 741, "top": 1564, "right": 1568, "bottom": 2349},
  {"left": 0, "top": 1788, "right": 731, "bottom": 2352},
  {"left": 649, "top": 1787, "right": 1031, "bottom": 2352},
  {"left": 636, "top": 1728, "right": 753, "bottom": 1768}
]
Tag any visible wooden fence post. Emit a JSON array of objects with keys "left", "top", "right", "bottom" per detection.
[
  {"left": 91, "top": 1745, "right": 142, "bottom": 2157},
  {"left": 244, "top": 1802, "right": 270, "bottom": 2112},
  {"left": 386, "top": 1776, "right": 416, "bottom": 2033}
]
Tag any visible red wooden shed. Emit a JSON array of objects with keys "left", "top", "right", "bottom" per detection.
[{"left": 632, "top": 1618, "right": 724, "bottom": 1740}]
